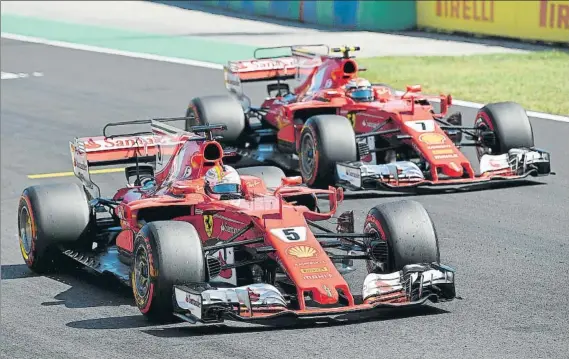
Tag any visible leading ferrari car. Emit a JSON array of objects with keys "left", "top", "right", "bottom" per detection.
[
  {"left": 18, "top": 118, "right": 456, "bottom": 325},
  {"left": 184, "top": 44, "right": 552, "bottom": 192}
]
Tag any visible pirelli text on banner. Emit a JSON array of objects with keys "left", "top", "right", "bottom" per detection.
[{"left": 417, "top": 0, "right": 569, "bottom": 44}]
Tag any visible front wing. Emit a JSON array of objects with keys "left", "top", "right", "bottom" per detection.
[
  {"left": 336, "top": 148, "right": 552, "bottom": 192},
  {"left": 172, "top": 263, "right": 456, "bottom": 325}
]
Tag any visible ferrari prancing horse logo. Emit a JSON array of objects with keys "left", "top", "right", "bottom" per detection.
[
  {"left": 203, "top": 215, "right": 214, "bottom": 237},
  {"left": 346, "top": 111, "right": 357, "bottom": 128}
]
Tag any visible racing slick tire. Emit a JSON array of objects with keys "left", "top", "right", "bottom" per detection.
[
  {"left": 475, "top": 101, "right": 534, "bottom": 155},
  {"left": 131, "top": 221, "right": 205, "bottom": 323},
  {"left": 186, "top": 95, "right": 246, "bottom": 144},
  {"left": 363, "top": 200, "right": 440, "bottom": 274},
  {"left": 18, "top": 183, "right": 92, "bottom": 274},
  {"left": 299, "top": 115, "right": 358, "bottom": 188}
]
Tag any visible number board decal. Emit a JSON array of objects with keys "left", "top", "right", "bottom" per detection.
[
  {"left": 405, "top": 119, "right": 436, "bottom": 133},
  {"left": 270, "top": 227, "right": 307, "bottom": 243}
]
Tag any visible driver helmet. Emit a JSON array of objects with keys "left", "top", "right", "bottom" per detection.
[
  {"left": 346, "top": 78, "right": 374, "bottom": 102},
  {"left": 204, "top": 165, "right": 242, "bottom": 199}
]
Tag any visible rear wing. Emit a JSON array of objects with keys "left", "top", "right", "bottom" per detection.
[
  {"left": 69, "top": 118, "right": 227, "bottom": 198},
  {"left": 223, "top": 44, "right": 326, "bottom": 95}
]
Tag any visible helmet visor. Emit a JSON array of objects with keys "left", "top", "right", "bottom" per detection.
[
  {"left": 210, "top": 183, "right": 240, "bottom": 194},
  {"left": 350, "top": 89, "right": 373, "bottom": 100}
]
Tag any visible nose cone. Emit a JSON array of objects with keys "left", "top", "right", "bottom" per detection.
[
  {"left": 442, "top": 162, "right": 464, "bottom": 178},
  {"left": 310, "top": 283, "right": 339, "bottom": 305}
]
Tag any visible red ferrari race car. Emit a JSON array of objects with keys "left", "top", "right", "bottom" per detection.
[
  {"left": 18, "top": 118, "right": 456, "bottom": 325},
  {"left": 185, "top": 44, "right": 552, "bottom": 192}
]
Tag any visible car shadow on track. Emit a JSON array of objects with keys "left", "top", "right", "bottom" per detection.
[
  {"left": 2, "top": 263, "right": 135, "bottom": 309},
  {"left": 1, "top": 263, "right": 41, "bottom": 280},
  {"left": 66, "top": 315, "right": 158, "bottom": 330},
  {"left": 64, "top": 305, "right": 449, "bottom": 335},
  {"left": 41, "top": 271, "right": 134, "bottom": 309},
  {"left": 139, "top": 305, "right": 450, "bottom": 337}
]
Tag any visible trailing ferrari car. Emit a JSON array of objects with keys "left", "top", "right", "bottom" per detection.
[
  {"left": 185, "top": 44, "right": 552, "bottom": 191},
  {"left": 18, "top": 118, "right": 456, "bottom": 324}
]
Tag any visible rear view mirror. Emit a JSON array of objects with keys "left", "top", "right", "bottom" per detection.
[
  {"left": 406, "top": 84, "right": 422, "bottom": 93},
  {"left": 267, "top": 83, "right": 291, "bottom": 98},
  {"left": 281, "top": 176, "right": 302, "bottom": 186}
]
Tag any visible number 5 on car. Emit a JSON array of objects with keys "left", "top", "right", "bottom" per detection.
[{"left": 270, "top": 227, "right": 307, "bottom": 242}]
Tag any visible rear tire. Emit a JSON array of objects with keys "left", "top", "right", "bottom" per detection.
[
  {"left": 363, "top": 200, "right": 440, "bottom": 274},
  {"left": 475, "top": 101, "right": 534, "bottom": 155},
  {"left": 299, "top": 115, "right": 357, "bottom": 188},
  {"left": 18, "top": 183, "right": 92, "bottom": 274},
  {"left": 186, "top": 95, "right": 246, "bottom": 144},
  {"left": 131, "top": 221, "right": 205, "bottom": 323}
]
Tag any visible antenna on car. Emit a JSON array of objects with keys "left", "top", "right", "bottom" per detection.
[
  {"left": 331, "top": 46, "right": 360, "bottom": 59},
  {"left": 187, "top": 124, "right": 228, "bottom": 140}
]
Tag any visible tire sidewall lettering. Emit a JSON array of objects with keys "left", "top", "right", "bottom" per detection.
[
  {"left": 475, "top": 111, "right": 494, "bottom": 131},
  {"left": 301, "top": 124, "right": 320, "bottom": 186},
  {"left": 364, "top": 209, "right": 390, "bottom": 273},
  {"left": 19, "top": 194, "right": 37, "bottom": 266},
  {"left": 132, "top": 231, "right": 157, "bottom": 314}
]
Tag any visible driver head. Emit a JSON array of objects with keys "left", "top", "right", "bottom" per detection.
[
  {"left": 346, "top": 78, "right": 374, "bottom": 102},
  {"left": 204, "top": 165, "right": 242, "bottom": 200}
]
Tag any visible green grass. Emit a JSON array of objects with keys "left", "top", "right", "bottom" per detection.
[{"left": 359, "top": 51, "right": 569, "bottom": 116}]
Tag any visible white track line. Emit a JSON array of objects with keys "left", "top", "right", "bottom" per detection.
[
  {"left": 2, "top": 32, "right": 568, "bottom": 123},
  {"left": 1, "top": 71, "right": 20, "bottom": 80},
  {"left": 0, "top": 32, "right": 223, "bottom": 70}
]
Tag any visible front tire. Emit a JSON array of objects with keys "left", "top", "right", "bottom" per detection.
[
  {"left": 475, "top": 101, "right": 534, "bottom": 156},
  {"left": 363, "top": 200, "right": 440, "bottom": 274},
  {"left": 299, "top": 115, "right": 357, "bottom": 188},
  {"left": 131, "top": 221, "right": 205, "bottom": 323},
  {"left": 18, "top": 183, "right": 92, "bottom": 274}
]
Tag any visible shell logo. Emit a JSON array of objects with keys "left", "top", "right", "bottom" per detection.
[
  {"left": 419, "top": 133, "right": 446, "bottom": 145},
  {"left": 288, "top": 245, "right": 317, "bottom": 258}
]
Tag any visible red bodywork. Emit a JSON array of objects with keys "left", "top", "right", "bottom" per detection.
[
  {"left": 72, "top": 127, "right": 377, "bottom": 312},
  {"left": 225, "top": 46, "right": 518, "bottom": 185}
]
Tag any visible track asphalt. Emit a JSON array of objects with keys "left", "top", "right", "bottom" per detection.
[{"left": 1, "top": 7, "right": 569, "bottom": 359}]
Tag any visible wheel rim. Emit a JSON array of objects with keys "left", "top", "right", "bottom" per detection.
[
  {"left": 18, "top": 206, "right": 33, "bottom": 257},
  {"left": 475, "top": 114, "right": 499, "bottom": 158},
  {"left": 364, "top": 226, "right": 379, "bottom": 272},
  {"left": 475, "top": 122, "right": 491, "bottom": 158},
  {"left": 133, "top": 245, "right": 151, "bottom": 301},
  {"left": 364, "top": 224, "right": 391, "bottom": 273},
  {"left": 300, "top": 132, "right": 316, "bottom": 180}
]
